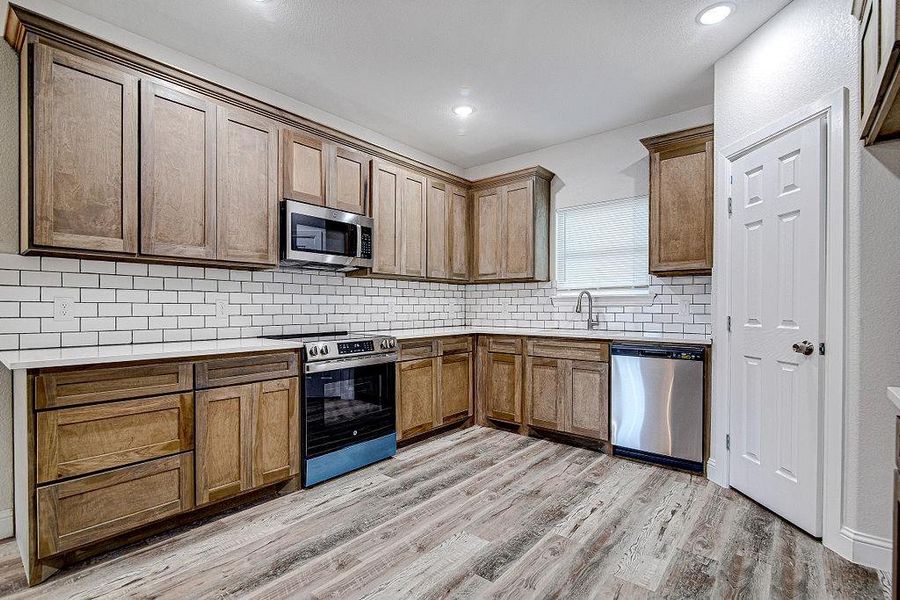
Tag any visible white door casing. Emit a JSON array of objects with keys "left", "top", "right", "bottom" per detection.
[{"left": 728, "top": 116, "right": 825, "bottom": 537}]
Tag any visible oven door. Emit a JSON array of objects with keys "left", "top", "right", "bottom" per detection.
[
  {"left": 282, "top": 200, "right": 373, "bottom": 269},
  {"left": 302, "top": 355, "right": 396, "bottom": 460}
]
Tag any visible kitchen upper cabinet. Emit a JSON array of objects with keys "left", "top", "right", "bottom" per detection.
[
  {"left": 471, "top": 168, "right": 551, "bottom": 282},
  {"left": 857, "top": 0, "right": 900, "bottom": 144},
  {"left": 641, "top": 125, "right": 713, "bottom": 276},
  {"left": 447, "top": 185, "right": 470, "bottom": 280},
  {"left": 399, "top": 170, "right": 428, "bottom": 277},
  {"left": 426, "top": 179, "right": 469, "bottom": 281},
  {"left": 140, "top": 80, "right": 217, "bottom": 260},
  {"left": 30, "top": 43, "right": 138, "bottom": 254},
  {"left": 371, "top": 160, "right": 402, "bottom": 275},
  {"left": 281, "top": 128, "right": 370, "bottom": 215},
  {"left": 397, "top": 357, "right": 438, "bottom": 440},
  {"left": 216, "top": 106, "right": 279, "bottom": 266}
]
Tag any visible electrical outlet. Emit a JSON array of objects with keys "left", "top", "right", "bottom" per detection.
[
  {"left": 678, "top": 299, "right": 690, "bottom": 316},
  {"left": 215, "top": 300, "right": 229, "bottom": 319},
  {"left": 53, "top": 297, "right": 74, "bottom": 322}
]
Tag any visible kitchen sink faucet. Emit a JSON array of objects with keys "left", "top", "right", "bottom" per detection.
[{"left": 574, "top": 290, "right": 600, "bottom": 330}]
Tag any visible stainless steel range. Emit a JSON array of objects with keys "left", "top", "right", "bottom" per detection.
[{"left": 264, "top": 331, "right": 397, "bottom": 486}]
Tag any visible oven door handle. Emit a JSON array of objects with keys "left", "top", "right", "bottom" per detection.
[{"left": 304, "top": 353, "right": 398, "bottom": 374}]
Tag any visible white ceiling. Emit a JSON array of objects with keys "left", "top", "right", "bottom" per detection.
[{"left": 50, "top": 0, "right": 791, "bottom": 168}]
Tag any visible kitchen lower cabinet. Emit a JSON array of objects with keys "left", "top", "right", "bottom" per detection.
[
  {"left": 397, "top": 357, "right": 438, "bottom": 440},
  {"left": 483, "top": 351, "right": 523, "bottom": 425},
  {"left": 525, "top": 356, "right": 565, "bottom": 431},
  {"left": 439, "top": 352, "right": 473, "bottom": 423}
]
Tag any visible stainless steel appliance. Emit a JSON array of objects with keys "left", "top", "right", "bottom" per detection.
[
  {"left": 265, "top": 331, "right": 397, "bottom": 486},
  {"left": 280, "top": 200, "right": 373, "bottom": 271},
  {"left": 610, "top": 344, "right": 705, "bottom": 472}
]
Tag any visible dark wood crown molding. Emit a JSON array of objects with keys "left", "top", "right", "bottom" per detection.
[{"left": 640, "top": 124, "right": 714, "bottom": 152}]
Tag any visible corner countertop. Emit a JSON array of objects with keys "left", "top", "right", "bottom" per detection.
[
  {"left": 889, "top": 387, "right": 900, "bottom": 412},
  {"left": 0, "top": 338, "right": 304, "bottom": 371},
  {"left": 369, "top": 326, "right": 712, "bottom": 346}
]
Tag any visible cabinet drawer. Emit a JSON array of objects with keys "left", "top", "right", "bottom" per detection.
[
  {"left": 36, "top": 393, "right": 194, "bottom": 484},
  {"left": 398, "top": 339, "right": 438, "bottom": 361},
  {"left": 439, "top": 336, "right": 472, "bottom": 355},
  {"left": 36, "top": 453, "right": 194, "bottom": 558},
  {"left": 35, "top": 362, "right": 193, "bottom": 409},
  {"left": 483, "top": 336, "right": 523, "bottom": 354},
  {"left": 527, "top": 338, "right": 609, "bottom": 362},
  {"left": 195, "top": 352, "right": 299, "bottom": 389}
]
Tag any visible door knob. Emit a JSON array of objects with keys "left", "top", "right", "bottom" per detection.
[{"left": 792, "top": 340, "right": 814, "bottom": 356}]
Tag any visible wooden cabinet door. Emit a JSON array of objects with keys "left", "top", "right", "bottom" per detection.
[
  {"left": 329, "top": 144, "right": 370, "bottom": 215},
  {"left": 216, "top": 106, "right": 279, "bottom": 265},
  {"left": 525, "top": 356, "right": 564, "bottom": 431},
  {"left": 567, "top": 360, "right": 609, "bottom": 440},
  {"left": 447, "top": 185, "right": 470, "bottom": 280},
  {"left": 251, "top": 378, "right": 300, "bottom": 488},
  {"left": 399, "top": 170, "right": 428, "bottom": 277},
  {"left": 501, "top": 180, "right": 534, "bottom": 279},
  {"left": 31, "top": 43, "right": 138, "bottom": 253},
  {"left": 439, "top": 352, "right": 472, "bottom": 424},
  {"left": 282, "top": 128, "right": 326, "bottom": 206},
  {"left": 397, "top": 358, "right": 437, "bottom": 440},
  {"left": 371, "top": 160, "right": 401, "bottom": 274},
  {"left": 195, "top": 383, "right": 253, "bottom": 505},
  {"left": 426, "top": 179, "right": 449, "bottom": 279},
  {"left": 485, "top": 352, "right": 522, "bottom": 424},
  {"left": 140, "top": 80, "right": 217, "bottom": 259},
  {"left": 473, "top": 187, "right": 502, "bottom": 280}
]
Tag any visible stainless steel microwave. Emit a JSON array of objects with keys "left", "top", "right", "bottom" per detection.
[{"left": 280, "top": 200, "right": 373, "bottom": 271}]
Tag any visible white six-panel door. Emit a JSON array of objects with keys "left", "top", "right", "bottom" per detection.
[{"left": 728, "top": 116, "right": 825, "bottom": 536}]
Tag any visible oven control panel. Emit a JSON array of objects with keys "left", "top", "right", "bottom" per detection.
[
  {"left": 338, "top": 340, "right": 374, "bottom": 354},
  {"left": 304, "top": 336, "right": 396, "bottom": 362}
]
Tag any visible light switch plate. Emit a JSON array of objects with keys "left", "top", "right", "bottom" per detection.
[{"left": 53, "top": 297, "right": 74, "bottom": 322}]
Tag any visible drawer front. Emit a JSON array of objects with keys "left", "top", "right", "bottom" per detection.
[
  {"left": 195, "top": 352, "right": 299, "bottom": 389},
  {"left": 439, "top": 336, "right": 473, "bottom": 355},
  {"left": 398, "top": 339, "right": 438, "bottom": 361},
  {"left": 35, "top": 362, "right": 193, "bottom": 409},
  {"left": 484, "top": 336, "right": 523, "bottom": 355},
  {"left": 36, "top": 453, "right": 194, "bottom": 558},
  {"left": 36, "top": 393, "right": 194, "bottom": 484},
  {"left": 527, "top": 338, "right": 609, "bottom": 362}
]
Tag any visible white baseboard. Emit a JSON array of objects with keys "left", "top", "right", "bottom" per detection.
[
  {"left": 0, "top": 509, "right": 12, "bottom": 540},
  {"left": 705, "top": 457, "right": 726, "bottom": 488},
  {"left": 838, "top": 525, "right": 892, "bottom": 572}
]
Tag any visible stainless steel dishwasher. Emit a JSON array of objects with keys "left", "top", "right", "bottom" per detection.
[{"left": 610, "top": 344, "right": 705, "bottom": 473}]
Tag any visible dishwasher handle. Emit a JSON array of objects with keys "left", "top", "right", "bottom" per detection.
[{"left": 610, "top": 344, "right": 704, "bottom": 361}]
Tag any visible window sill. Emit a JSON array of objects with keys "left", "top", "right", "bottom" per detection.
[{"left": 553, "top": 290, "right": 656, "bottom": 307}]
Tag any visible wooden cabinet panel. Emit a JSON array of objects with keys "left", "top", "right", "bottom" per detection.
[
  {"left": 194, "top": 351, "right": 299, "bottom": 389},
  {"left": 569, "top": 360, "right": 609, "bottom": 440},
  {"left": 36, "top": 393, "right": 193, "bottom": 483},
  {"left": 642, "top": 125, "right": 713, "bottom": 276},
  {"left": 440, "top": 353, "right": 472, "bottom": 424},
  {"left": 397, "top": 339, "right": 438, "bottom": 361},
  {"left": 251, "top": 378, "right": 299, "bottom": 487},
  {"left": 36, "top": 453, "right": 193, "bottom": 558},
  {"left": 527, "top": 338, "right": 609, "bottom": 362},
  {"left": 31, "top": 43, "right": 138, "bottom": 253},
  {"left": 371, "top": 160, "right": 401, "bottom": 275},
  {"left": 397, "top": 358, "right": 437, "bottom": 440},
  {"left": 485, "top": 336, "right": 523, "bottom": 355},
  {"left": 34, "top": 362, "right": 193, "bottom": 409},
  {"left": 474, "top": 187, "right": 502, "bottom": 280},
  {"left": 502, "top": 180, "right": 534, "bottom": 279},
  {"left": 282, "top": 128, "right": 326, "bottom": 206},
  {"left": 858, "top": 0, "right": 900, "bottom": 144},
  {"left": 484, "top": 352, "right": 522, "bottom": 424},
  {"left": 195, "top": 383, "right": 252, "bottom": 505},
  {"left": 426, "top": 179, "right": 449, "bottom": 279},
  {"left": 448, "top": 185, "right": 470, "bottom": 280},
  {"left": 399, "top": 170, "right": 428, "bottom": 277},
  {"left": 525, "top": 356, "right": 564, "bottom": 431},
  {"left": 331, "top": 144, "right": 369, "bottom": 215},
  {"left": 438, "top": 336, "right": 473, "bottom": 355},
  {"left": 216, "top": 106, "right": 279, "bottom": 265},
  {"left": 140, "top": 80, "right": 217, "bottom": 259}
]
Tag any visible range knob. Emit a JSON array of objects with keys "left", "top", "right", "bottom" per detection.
[
  {"left": 380, "top": 339, "right": 388, "bottom": 349},
  {"left": 320, "top": 345, "right": 329, "bottom": 356},
  {"left": 308, "top": 345, "right": 319, "bottom": 357},
  {"left": 388, "top": 339, "right": 396, "bottom": 348}
]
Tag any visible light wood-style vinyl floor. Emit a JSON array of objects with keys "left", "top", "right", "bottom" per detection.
[{"left": 0, "top": 426, "right": 889, "bottom": 599}]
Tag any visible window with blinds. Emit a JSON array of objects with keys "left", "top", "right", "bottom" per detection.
[{"left": 555, "top": 195, "right": 650, "bottom": 293}]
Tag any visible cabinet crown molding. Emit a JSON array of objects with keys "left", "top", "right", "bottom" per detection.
[
  {"left": 469, "top": 166, "right": 555, "bottom": 190},
  {"left": 640, "top": 124, "right": 714, "bottom": 152}
]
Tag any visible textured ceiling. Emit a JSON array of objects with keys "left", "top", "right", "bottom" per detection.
[{"left": 48, "top": 0, "right": 791, "bottom": 168}]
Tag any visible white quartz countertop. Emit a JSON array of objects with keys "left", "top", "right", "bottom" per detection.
[
  {"left": 889, "top": 387, "right": 900, "bottom": 412},
  {"left": 369, "top": 326, "right": 711, "bottom": 346},
  {"left": 0, "top": 338, "right": 304, "bottom": 371}
]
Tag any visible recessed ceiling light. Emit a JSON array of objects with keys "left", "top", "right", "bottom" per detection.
[
  {"left": 697, "top": 2, "right": 734, "bottom": 25},
  {"left": 453, "top": 105, "right": 475, "bottom": 118}
]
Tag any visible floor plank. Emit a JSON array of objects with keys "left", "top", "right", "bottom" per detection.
[{"left": 0, "top": 426, "right": 887, "bottom": 599}]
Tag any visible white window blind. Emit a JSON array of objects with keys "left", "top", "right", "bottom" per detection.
[{"left": 555, "top": 196, "right": 650, "bottom": 293}]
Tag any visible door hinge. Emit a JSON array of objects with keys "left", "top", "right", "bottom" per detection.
[
  {"left": 726, "top": 434, "right": 731, "bottom": 451},
  {"left": 819, "top": 342, "right": 825, "bottom": 356},
  {"left": 727, "top": 316, "right": 732, "bottom": 332},
  {"left": 728, "top": 197, "right": 733, "bottom": 217}
]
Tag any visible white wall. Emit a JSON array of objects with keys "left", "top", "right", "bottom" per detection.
[{"left": 715, "top": 0, "right": 896, "bottom": 570}]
